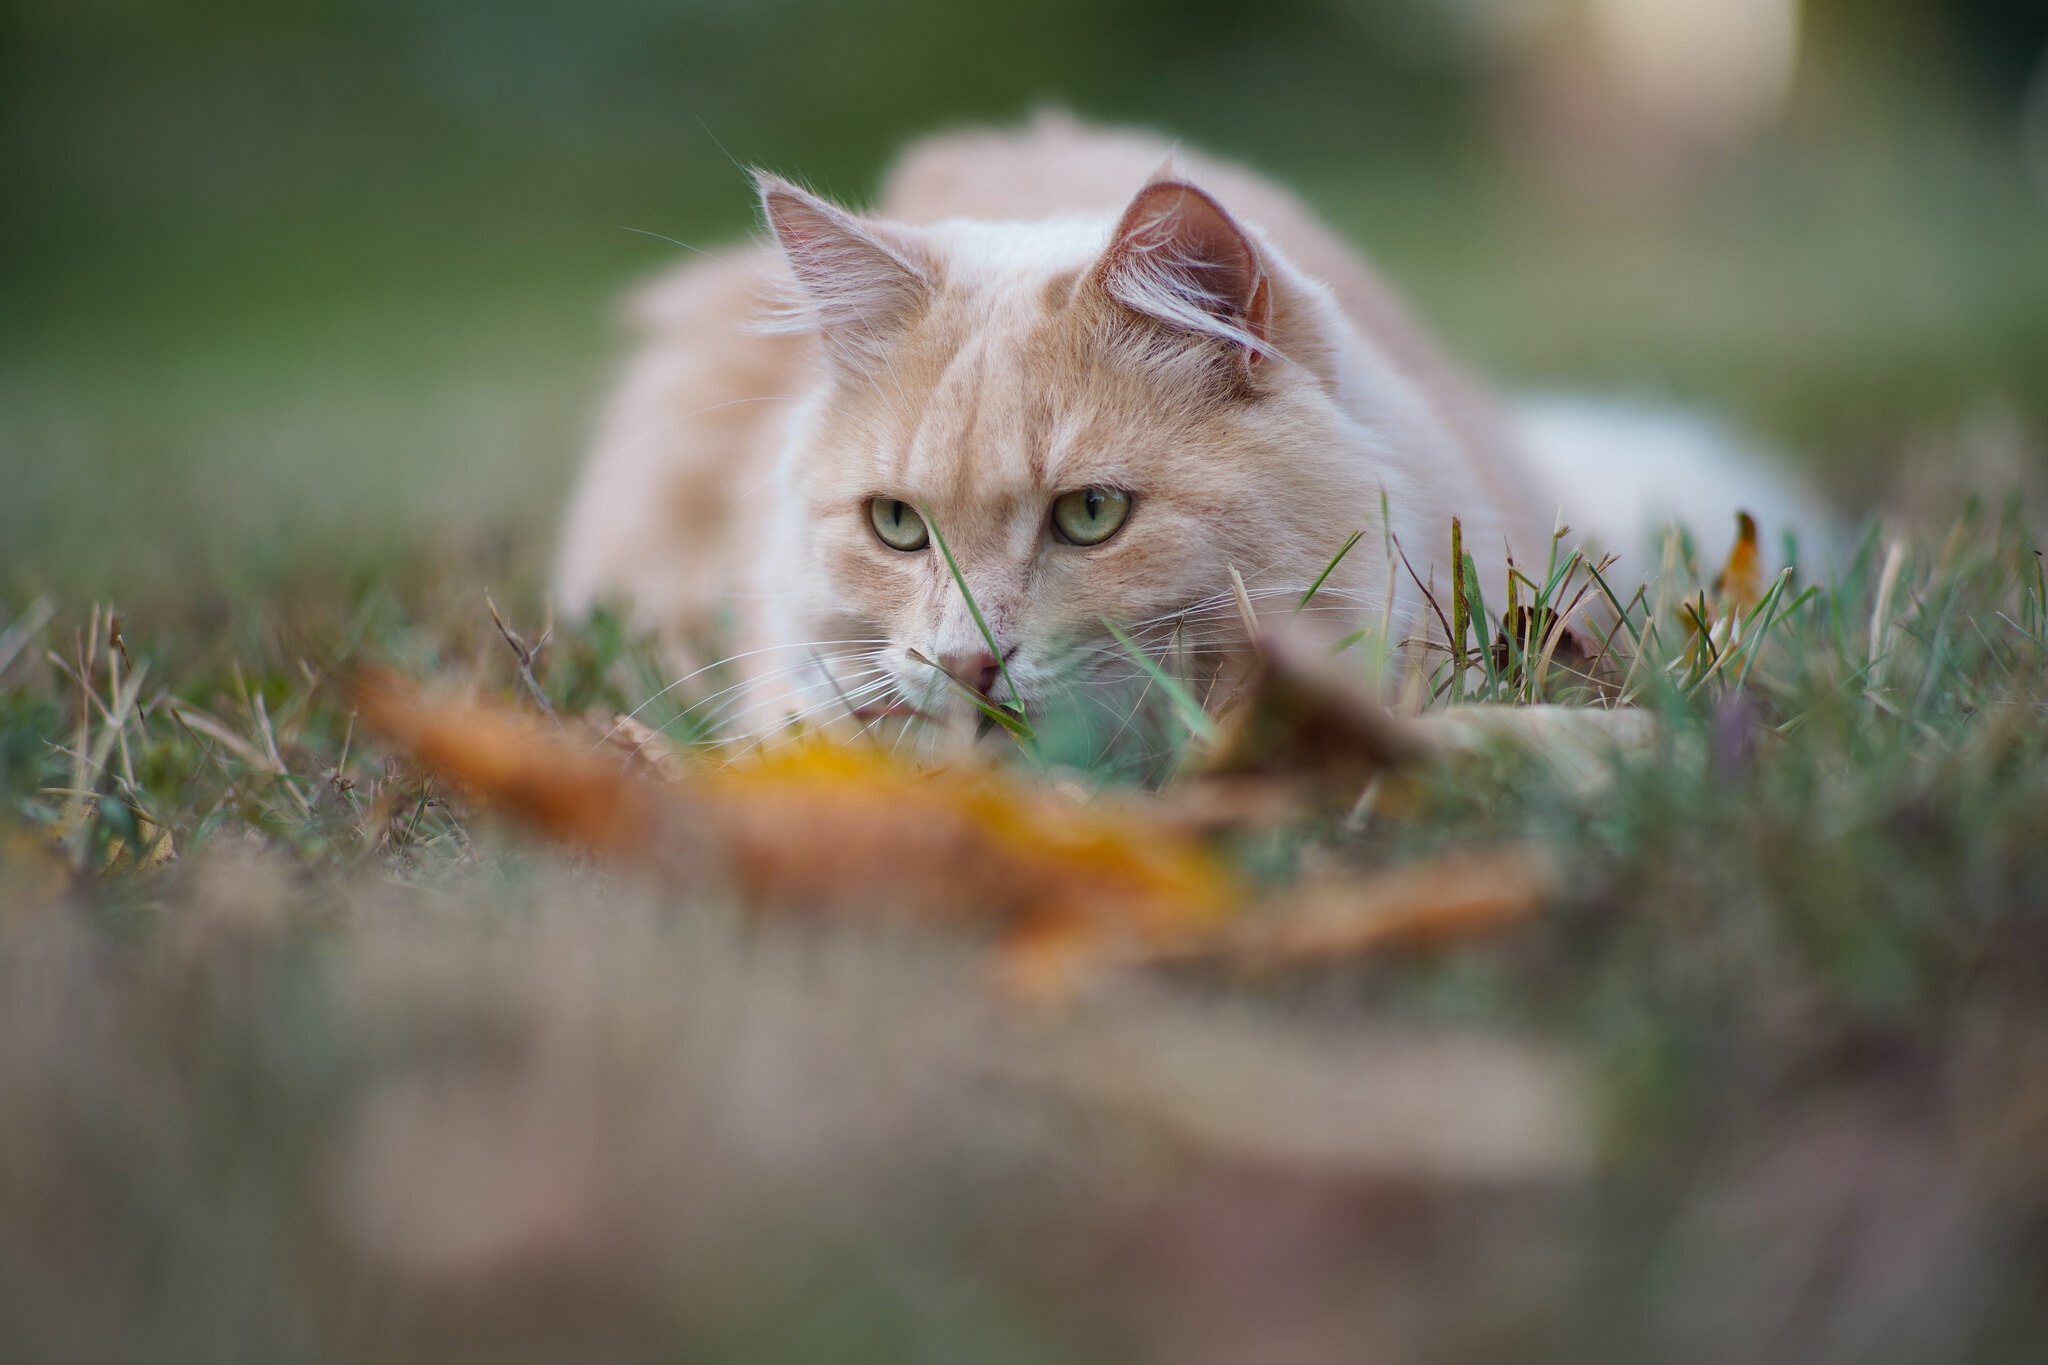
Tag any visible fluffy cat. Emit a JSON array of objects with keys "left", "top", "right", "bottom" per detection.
[{"left": 556, "top": 115, "right": 1796, "bottom": 735}]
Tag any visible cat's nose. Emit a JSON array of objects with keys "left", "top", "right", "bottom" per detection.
[{"left": 939, "top": 648, "right": 1002, "bottom": 697}]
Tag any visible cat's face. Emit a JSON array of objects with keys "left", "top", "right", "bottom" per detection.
[{"left": 760, "top": 174, "right": 1377, "bottom": 725}]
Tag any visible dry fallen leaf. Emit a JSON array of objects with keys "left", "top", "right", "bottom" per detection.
[
  {"left": 354, "top": 670, "right": 1570, "bottom": 992},
  {"left": 1491, "top": 603, "right": 1618, "bottom": 699},
  {"left": 1713, "top": 510, "right": 1765, "bottom": 622},
  {"left": 1198, "top": 628, "right": 1426, "bottom": 796},
  {"left": 354, "top": 670, "right": 1242, "bottom": 976}
]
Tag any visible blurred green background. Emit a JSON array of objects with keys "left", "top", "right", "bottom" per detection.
[{"left": 4, "top": 0, "right": 2046, "bottom": 601}]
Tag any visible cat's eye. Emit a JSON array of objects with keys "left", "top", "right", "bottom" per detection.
[
  {"left": 1050, "top": 486, "right": 1132, "bottom": 546},
  {"left": 868, "top": 498, "right": 930, "bottom": 551}
]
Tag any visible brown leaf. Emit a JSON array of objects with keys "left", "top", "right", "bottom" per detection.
[
  {"left": 1200, "top": 627, "right": 1426, "bottom": 797},
  {"left": 356, "top": 672, "right": 1570, "bottom": 993},
  {"left": 354, "top": 670, "right": 1240, "bottom": 962},
  {"left": 353, "top": 670, "right": 670, "bottom": 861},
  {"left": 1712, "top": 510, "right": 1764, "bottom": 621},
  {"left": 1491, "top": 604, "right": 1618, "bottom": 699}
]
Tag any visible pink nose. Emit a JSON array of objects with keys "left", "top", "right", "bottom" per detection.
[{"left": 939, "top": 649, "right": 1002, "bottom": 696}]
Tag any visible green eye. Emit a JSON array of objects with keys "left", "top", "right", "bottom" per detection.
[
  {"left": 1051, "top": 486, "right": 1132, "bottom": 546},
  {"left": 868, "top": 497, "right": 929, "bottom": 551}
]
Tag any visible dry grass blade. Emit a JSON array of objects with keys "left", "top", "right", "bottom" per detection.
[
  {"left": 485, "top": 590, "right": 559, "bottom": 723},
  {"left": 0, "top": 597, "right": 55, "bottom": 681},
  {"left": 168, "top": 701, "right": 290, "bottom": 774},
  {"left": 1869, "top": 537, "right": 1907, "bottom": 690},
  {"left": 1227, "top": 565, "right": 1263, "bottom": 660}
]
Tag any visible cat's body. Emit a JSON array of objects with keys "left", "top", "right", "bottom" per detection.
[{"left": 557, "top": 116, "right": 1800, "bottom": 732}]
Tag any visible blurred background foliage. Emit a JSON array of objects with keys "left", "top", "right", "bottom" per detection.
[{"left": 3, "top": 0, "right": 2046, "bottom": 598}]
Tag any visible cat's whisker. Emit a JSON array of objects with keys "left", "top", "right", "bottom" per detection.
[
  {"left": 631, "top": 653, "right": 890, "bottom": 745},
  {"left": 700, "top": 665, "right": 894, "bottom": 739},
  {"left": 711, "top": 680, "right": 900, "bottom": 758},
  {"left": 1119, "top": 580, "right": 1382, "bottom": 635},
  {"left": 600, "top": 639, "right": 891, "bottom": 746},
  {"left": 715, "top": 676, "right": 905, "bottom": 763}
]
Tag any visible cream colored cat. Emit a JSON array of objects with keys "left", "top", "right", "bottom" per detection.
[{"left": 556, "top": 115, "right": 1800, "bottom": 735}]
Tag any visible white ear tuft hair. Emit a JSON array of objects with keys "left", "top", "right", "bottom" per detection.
[
  {"left": 753, "top": 171, "right": 929, "bottom": 350},
  {"left": 1094, "top": 178, "right": 1272, "bottom": 363}
]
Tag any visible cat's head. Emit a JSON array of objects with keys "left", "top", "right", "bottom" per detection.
[{"left": 755, "top": 169, "right": 1380, "bottom": 727}]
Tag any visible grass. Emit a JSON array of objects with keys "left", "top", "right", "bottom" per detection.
[{"left": 3, "top": 493, "right": 2047, "bottom": 1361}]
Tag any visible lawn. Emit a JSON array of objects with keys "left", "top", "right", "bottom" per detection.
[
  {"left": 4, "top": 492, "right": 2047, "bottom": 1361},
  {"left": 5, "top": 6, "right": 2048, "bottom": 1358}
]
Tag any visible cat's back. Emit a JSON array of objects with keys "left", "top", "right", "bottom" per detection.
[{"left": 556, "top": 244, "right": 802, "bottom": 629}]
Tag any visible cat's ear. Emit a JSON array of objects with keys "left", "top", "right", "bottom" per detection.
[
  {"left": 1093, "top": 178, "right": 1272, "bottom": 367},
  {"left": 754, "top": 171, "right": 929, "bottom": 353}
]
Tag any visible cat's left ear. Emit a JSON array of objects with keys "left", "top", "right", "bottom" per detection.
[
  {"left": 754, "top": 171, "right": 930, "bottom": 356},
  {"left": 1093, "top": 178, "right": 1272, "bottom": 369}
]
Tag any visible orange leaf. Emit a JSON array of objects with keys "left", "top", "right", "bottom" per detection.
[{"left": 1712, "top": 510, "right": 1764, "bottom": 622}]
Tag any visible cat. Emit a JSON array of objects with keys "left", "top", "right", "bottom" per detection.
[{"left": 556, "top": 113, "right": 1813, "bottom": 738}]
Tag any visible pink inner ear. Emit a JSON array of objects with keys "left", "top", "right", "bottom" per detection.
[
  {"left": 755, "top": 173, "right": 928, "bottom": 345},
  {"left": 1099, "top": 180, "right": 1270, "bottom": 354}
]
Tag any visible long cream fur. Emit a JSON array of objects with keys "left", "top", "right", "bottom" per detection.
[{"left": 556, "top": 115, "right": 1569, "bottom": 728}]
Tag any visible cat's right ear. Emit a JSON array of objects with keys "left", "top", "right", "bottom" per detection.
[
  {"left": 1092, "top": 178, "right": 1272, "bottom": 370},
  {"left": 754, "top": 172, "right": 929, "bottom": 354}
]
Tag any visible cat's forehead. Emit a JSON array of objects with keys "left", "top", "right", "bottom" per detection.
[
  {"left": 827, "top": 215, "right": 1215, "bottom": 498},
  {"left": 918, "top": 216, "right": 1109, "bottom": 290}
]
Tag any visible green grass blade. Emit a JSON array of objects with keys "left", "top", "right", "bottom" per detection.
[
  {"left": 923, "top": 505, "right": 1032, "bottom": 738},
  {"left": 907, "top": 650, "right": 1037, "bottom": 742},
  {"left": 1296, "top": 530, "right": 1364, "bottom": 614},
  {"left": 1101, "top": 618, "right": 1218, "bottom": 744}
]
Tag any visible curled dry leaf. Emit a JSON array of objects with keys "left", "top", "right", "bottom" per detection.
[
  {"left": 1713, "top": 510, "right": 1765, "bottom": 622},
  {"left": 1198, "top": 623, "right": 1652, "bottom": 810},
  {"left": 353, "top": 670, "right": 1241, "bottom": 968},
  {"left": 354, "top": 670, "right": 1571, "bottom": 993},
  {"left": 1198, "top": 626, "right": 1427, "bottom": 796},
  {"left": 354, "top": 672, "right": 668, "bottom": 861},
  {"left": 1491, "top": 604, "right": 1619, "bottom": 699}
]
